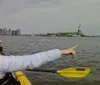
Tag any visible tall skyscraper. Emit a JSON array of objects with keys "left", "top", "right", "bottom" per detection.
[
  {"left": 16, "top": 29, "right": 21, "bottom": 35},
  {"left": 2, "top": 28, "right": 7, "bottom": 35},
  {"left": 12, "top": 30, "right": 16, "bottom": 36},
  {"left": 0, "top": 28, "right": 21, "bottom": 36},
  {"left": 0, "top": 29, "right": 2, "bottom": 35},
  {"left": 7, "top": 28, "right": 12, "bottom": 35}
]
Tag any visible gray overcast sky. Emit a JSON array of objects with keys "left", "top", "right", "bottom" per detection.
[{"left": 0, "top": 0, "right": 100, "bottom": 35}]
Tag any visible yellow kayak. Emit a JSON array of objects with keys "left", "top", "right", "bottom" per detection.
[{"left": 15, "top": 71, "right": 32, "bottom": 85}]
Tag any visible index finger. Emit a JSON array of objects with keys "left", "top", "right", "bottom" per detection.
[{"left": 71, "top": 45, "right": 79, "bottom": 49}]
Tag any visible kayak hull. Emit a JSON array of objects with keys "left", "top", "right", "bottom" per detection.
[{"left": 15, "top": 71, "right": 32, "bottom": 85}]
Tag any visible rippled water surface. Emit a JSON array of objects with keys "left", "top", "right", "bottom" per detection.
[{"left": 0, "top": 36, "right": 100, "bottom": 85}]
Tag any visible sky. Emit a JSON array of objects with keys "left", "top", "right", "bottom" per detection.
[{"left": 0, "top": 0, "right": 100, "bottom": 35}]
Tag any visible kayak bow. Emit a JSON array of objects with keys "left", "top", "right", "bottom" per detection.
[{"left": 15, "top": 71, "right": 32, "bottom": 85}]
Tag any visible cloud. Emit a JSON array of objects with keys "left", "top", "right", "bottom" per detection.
[{"left": 0, "top": 0, "right": 100, "bottom": 35}]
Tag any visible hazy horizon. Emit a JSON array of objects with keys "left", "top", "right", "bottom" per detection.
[{"left": 0, "top": 0, "right": 100, "bottom": 35}]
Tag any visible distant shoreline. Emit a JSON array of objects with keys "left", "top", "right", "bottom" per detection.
[{"left": 0, "top": 35, "right": 100, "bottom": 37}]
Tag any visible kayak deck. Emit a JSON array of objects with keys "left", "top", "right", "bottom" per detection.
[{"left": 15, "top": 71, "right": 32, "bottom": 85}]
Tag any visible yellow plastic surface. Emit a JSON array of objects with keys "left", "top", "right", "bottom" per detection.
[
  {"left": 15, "top": 71, "right": 32, "bottom": 85},
  {"left": 57, "top": 67, "right": 90, "bottom": 78}
]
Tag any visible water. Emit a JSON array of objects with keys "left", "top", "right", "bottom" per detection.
[{"left": 0, "top": 36, "right": 100, "bottom": 85}]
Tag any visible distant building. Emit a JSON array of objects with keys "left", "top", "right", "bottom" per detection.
[
  {"left": 0, "top": 28, "right": 21, "bottom": 36},
  {"left": 7, "top": 28, "right": 12, "bottom": 36},
  {"left": 2, "top": 28, "right": 7, "bottom": 35},
  {"left": 0, "top": 29, "right": 2, "bottom": 35},
  {"left": 16, "top": 29, "right": 21, "bottom": 35},
  {"left": 12, "top": 30, "right": 16, "bottom": 36}
]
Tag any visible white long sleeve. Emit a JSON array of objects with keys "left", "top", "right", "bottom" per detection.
[{"left": 0, "top": 49, "right": 62, "bottom": 77}]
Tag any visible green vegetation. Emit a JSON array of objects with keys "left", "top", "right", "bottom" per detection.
[
  {"left": 34, "top": 28, "right": 86, "bottom": 37},
  {"left": 34, "top": 32, "right": 86, "bottom": 37}
]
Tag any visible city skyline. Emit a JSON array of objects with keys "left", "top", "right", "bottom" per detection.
[
  {"left": 0, "top": 27, "right": 99, "bottom": 37},
  {"left": 0, "top": 27, "right": 83, "bottom": 36},
  {"left": 0, "top": 28, "right": 21, "bottom": 36}
]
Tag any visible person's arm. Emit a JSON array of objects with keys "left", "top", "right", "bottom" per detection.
[
  {"left": 0, "top": 45, "right": 78, "bottom": 73},
  {"left": 0, "top": 49, "right": 61, "bottom": 72}
]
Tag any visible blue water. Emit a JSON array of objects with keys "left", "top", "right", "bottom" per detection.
[{"left": 0, "top": 36, "right": 100, "bottom": 85}]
